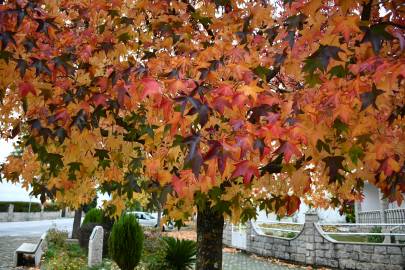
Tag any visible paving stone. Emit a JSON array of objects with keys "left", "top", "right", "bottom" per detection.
[
  {"left": 223, "top": 252, "right": 304, "bottom": 270},
  {"left": 0, "top": 236, "right": 38, "bottom": 270}
]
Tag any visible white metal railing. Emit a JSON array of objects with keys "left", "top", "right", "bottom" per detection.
[
  {"left": 358, "top": 208, "right": 405, "bottom": 224},
  {"left": 358, "top": 210, "right": 381, "bottom": 223},
  {"left": 385, "top": 208, "right": 405, "bottom": 223},
  {"left": 318, "top": 223, "right": 405, "bottom": 244}
]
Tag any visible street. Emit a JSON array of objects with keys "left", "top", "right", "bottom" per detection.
[{"left": 0, "top": 218, "right": 74, "bottom": 237}]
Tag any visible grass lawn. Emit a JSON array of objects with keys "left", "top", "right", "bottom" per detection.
[
  {"left": 43, "top": 242, "right": 118, "bottom": 270},
  {"left": 328, "top": 234, "right": 369, "bottom": 243}
]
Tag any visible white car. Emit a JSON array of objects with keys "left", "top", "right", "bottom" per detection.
[{"left": 130, "top": 211, "right": 173, "bottom": 231}]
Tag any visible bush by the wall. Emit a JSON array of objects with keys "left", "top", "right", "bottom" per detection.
[
  {"left": 163, "top": 237, "right": 196, "bottom": 270},
  {"left": 43, "top": 202, "right": 61, "bottom": 212},
  {"left": 0, "top": 201, "right": 41, "bottom": 212},
  {"left": 82, "top": 208, "right": 104, "bottom": 225},
  {"left": 367, "top": 226, "right": 384, "bottom": 243},
  {"left": 0, "top": 203, "right": 9, "bottom": 212},
  {"left": 109, "top": 214, "right": 143, "bottom": 270}
]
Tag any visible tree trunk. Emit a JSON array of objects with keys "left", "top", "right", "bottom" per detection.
[
  {"left": 196, "top": 202, "right": 224, "bottom": 270},
  {"left": 71, "top": 208, "right": 82, "bottom": 239},
  {"left": 157, "top": 206, "right": 162, "bottom": 231}
]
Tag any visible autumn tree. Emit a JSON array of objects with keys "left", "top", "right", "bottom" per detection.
[{"left": 0, "top": 1, "right": 404, "bottom": 269}]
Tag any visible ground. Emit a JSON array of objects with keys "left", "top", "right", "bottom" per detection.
[{"left": 0, "top": 219, "right": 309, "bottom": 270}]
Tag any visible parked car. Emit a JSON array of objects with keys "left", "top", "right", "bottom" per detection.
[{"left": 130, "top": 211, "right": 173, "bottom": 231}]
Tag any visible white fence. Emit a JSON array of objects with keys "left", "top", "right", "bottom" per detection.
[{"left": 358, "top": 208, "right": 405, "bottom": 224}]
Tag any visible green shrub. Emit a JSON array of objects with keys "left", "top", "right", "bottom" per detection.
[
  {"left": 367, "top": 226, "right": 384, "bottom": 243},
  {"left": 163, "top": 237, "right": 196, "bottom": 270},
  {"left": 140, "top": 231, "right": 167, "bottom": 270},
  {"left": 82, "top": 208, "right": 104, "bottom": 225},
  {"left": 285, "top": 232, "right": 296, "bottom": 238},
  {"left": 43, "top": 202, "right": 61, "bottom": 212},
  {"left": 109, "top": 214, "right": 143, "bottom": 270},
  {"left": 46, "top": 228, "right": 69, "bottom": 248}
]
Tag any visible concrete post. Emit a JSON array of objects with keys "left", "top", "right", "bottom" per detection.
[
  {"left": 354, "top": 201, "right": 361, "bottom": 223},
  {"left": 40, "top": 205, "right": 44, "bottom": 220},
  {"left": 88, "top": 226, "right": 104, "bottom": 267},
  {"left": 303, "top": 210, "right": 319, "bottom": 265},
  {"left": 7, "top": 204, "right": 14, "bottom": 222}
]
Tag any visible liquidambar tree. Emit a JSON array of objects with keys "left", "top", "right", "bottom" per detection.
[{"left": 0, "top": 1, "right": 404, "bottom": 269}]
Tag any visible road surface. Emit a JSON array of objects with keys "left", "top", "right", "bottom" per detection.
[{"left": 0, "top": 218, "right": 74, "bottom": 237}]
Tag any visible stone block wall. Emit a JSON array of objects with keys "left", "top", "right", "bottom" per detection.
[
  {"left": 0, "top": 205, "right": 74, "bottom": 222},
  {"left": 223, "top": 213, "right": 405, "bottom": 270}
]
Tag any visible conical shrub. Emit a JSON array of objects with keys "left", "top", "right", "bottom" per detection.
[{"left": 109, "top": 214, "right": 144, "bottom": 270}]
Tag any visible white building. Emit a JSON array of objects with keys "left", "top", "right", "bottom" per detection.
[{"left": 257, "top": 182, "right": 405, "bottom": 224}]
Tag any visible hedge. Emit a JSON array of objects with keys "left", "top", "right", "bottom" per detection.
[
  {"left": 0, "top": 201, "right": 41, "bottom": 212},
  {"left": 0, "top": 201, "right": 61, "bottom": 212}
]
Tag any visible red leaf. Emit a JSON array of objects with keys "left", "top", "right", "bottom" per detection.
[
  {"left": 231, "top": 160, "right": 259, "bottom": 184},
  {"left": 275, "top": 141, "right": 301, "bottom": 162},
  {"left": 141, "top": 77, "right": 162, "bottom": 99},
  {"left": 92, "top": 94, "right": 108, "bottom": 107},
  {"left": 19, "top": 81, "right": 36, "bottom": 97},
  {"left": 285, "top": 195, "right": 301, "bottom": 216}
]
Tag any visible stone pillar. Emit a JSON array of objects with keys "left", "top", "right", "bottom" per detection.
[
  {"left": 40, "top": 205, "right": 44, "bottom": 220},
  {"left": 303, "top": 210, "right": 319, "bottom": 265},
  {"left": 379, "top": 190, "right": 389, "bottom": 223},
  {"left": 88, "top": 226, "right": 104, "bottom": 267},
  {"left": 7, "top": 204, "right": 14, "bottom": 222},
  {"left": 354, "top": 201, "right": 361, "bottom": 224}
]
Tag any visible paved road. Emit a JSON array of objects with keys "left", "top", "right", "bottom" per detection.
[{"left": 0, "top": 218, "right": 74, "bottom": 237}]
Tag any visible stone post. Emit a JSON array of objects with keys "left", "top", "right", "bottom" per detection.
[
  {"left": 354, "top": 201, "right": 361, "bottom": 224},
  {"left": 7, "top": 204, "right": 14, "bottom": 222},
  {"left": 88, "top": 226, "right": 104, "bottom": 267},
  {"left": 303, "top": 210, "right": 319, "bottom": 265},
  {"left": 40, "top": 205, "right": 44, "bottom": 220}
]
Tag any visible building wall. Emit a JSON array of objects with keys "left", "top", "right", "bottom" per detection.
[{"left": 361, "top": 183, "right": 382, "bottom": 212}]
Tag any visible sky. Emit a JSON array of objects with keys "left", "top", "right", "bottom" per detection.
[{"left": 0, "top": 139, "right": 40, "bottom": 202}]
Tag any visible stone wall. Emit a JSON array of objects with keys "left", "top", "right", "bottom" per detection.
[
  {"left": 223, "top": 213, "right": 405, "bottom": 270},
  {"left": 0, "top": 205, "right": 75, "bottom": 222}
]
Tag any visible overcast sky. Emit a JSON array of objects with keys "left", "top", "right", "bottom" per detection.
[{"left": 0, "top": 139, "right": 40, "bottom": 202}]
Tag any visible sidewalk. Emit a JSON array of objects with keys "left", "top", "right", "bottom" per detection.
[{"left": 0, "top": 236, "right": 38, "bottom": 269}]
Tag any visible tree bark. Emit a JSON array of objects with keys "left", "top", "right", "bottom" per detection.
[
  {"left": 196, "top": 202, "right": 224, "bottom": 270},
  {"left": 157, "top": 205, "right": 162, "bottom": 231},
  {"left": 71, "top": 208, "right": 82, "bottom": 239}
]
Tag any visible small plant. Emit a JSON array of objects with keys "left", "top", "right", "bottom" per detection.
[
  {"left": 82, "top": 208, "right": 104, "bottom": 225},
  {"left": 163, "top": 237, "right": 197, "bottom": 270},
  {"left": 285, "top": 232, "right": 296, "bottom": 238},
  {"left": 367, "top": 226, "right": 384, "bottom": 243},
  {"left": 46, "top": 228, "right": 69, "bottom": 247},
  {"left": 109, "top": 214, "right": 144, "bottom": 270}
]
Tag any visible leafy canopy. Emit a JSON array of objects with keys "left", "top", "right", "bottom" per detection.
[{"left": 0, "top": 0, "right": 404, "bottom": 222}]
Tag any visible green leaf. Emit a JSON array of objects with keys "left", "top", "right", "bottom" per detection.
[
  {"left": 349, "top": 145, "right": 363, "bottom": 165},
  {"left": 316, "top": 139, "right": 331, "bottom": 154},
  {"left": 328, "top": 65, "right": 348, "bottom": 78},
  {"left": 333, "top": 118, "right": 348, "bottom": 134},
  {"left": 118, "top": 32, "right": 131, "bottom": 44}
]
